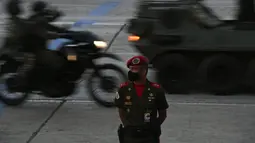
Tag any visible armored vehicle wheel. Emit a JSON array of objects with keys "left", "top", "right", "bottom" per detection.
[
  {"left": 245, "top": 59, "right": 255, "bottom": 93},
  {"left": 198, "top": 54, "right": 243, "bottom": 95},
  {"left": 154, "top": 54, "right": 196, "bottom": 94}
]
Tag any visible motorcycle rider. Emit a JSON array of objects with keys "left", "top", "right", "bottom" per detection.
[
  {"left": 30, "top": 1, "right": 61, "bottom": 22},
  {"left": 3, "top": 0, "right": 65, "bottom": 87},
  {"left": 29, "top": 1, "right": 69, "bottom": 33},
  {"left": 1, "top": 0, "right": 27, "bottom": 56},
  {"left": 1, "top": 0, "right": 39, "bottom": 77}
]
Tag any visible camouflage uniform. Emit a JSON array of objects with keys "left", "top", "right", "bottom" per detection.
[
  {"left": 1, "top": 17, "right": 27, "bottom": 55},
  {"left": 1, "top": 17, "right": 37, "bottom": 76}
]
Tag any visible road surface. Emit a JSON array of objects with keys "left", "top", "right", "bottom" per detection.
[{"left": 1, "top": 0, "right": 255, "bottom": 143}]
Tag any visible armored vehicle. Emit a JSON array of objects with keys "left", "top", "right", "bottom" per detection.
[{"left": 126, "top": 0, "right": 255, "bottom": 94}]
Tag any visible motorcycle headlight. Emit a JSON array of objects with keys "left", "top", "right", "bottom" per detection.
[{"left": 93, "top": 41, "right": 108, "bottom": 49}]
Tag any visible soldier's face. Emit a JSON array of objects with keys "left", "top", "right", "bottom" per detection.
[{"left": 129, "top": 65, "right": 147, "bottom": 76}]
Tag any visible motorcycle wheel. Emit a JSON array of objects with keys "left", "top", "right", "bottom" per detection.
[
  {"left": 0, "top": 58, "right": 29, "bottom": 106},
  {"left": 87, "top": 64, "right": 127, "bottom": 107}
]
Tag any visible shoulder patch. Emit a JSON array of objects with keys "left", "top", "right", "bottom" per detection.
[
  {"left": 120, "top": 81, "right": 129, "bottom": 88},
  {"left": 150, "top": 82, "right": 161, "bottom": 88}
]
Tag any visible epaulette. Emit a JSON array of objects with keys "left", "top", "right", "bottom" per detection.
[
  {"left": 120, "top": 81, "right": 129, "bottom": 88},
  {"left": 150, "top": 82, "right": 161, "bottom": 88}
]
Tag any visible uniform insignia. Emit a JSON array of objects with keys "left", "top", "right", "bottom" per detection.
[
  {"left": 144, "top": 113, "right": 151, "bottom": 122},
  {"left": 115, "top": 92, "right": 120, "bottom": 99},
  {"left": 126, "top": 96, "right": 131, "bottom": 100},
  {"left": 150, "top": 82, "right": 161, "bottom": 88},
  {"left": 124, "top": 102, "right": 132, "bottom": 105},
  {"left": 120, "top": 82, "right": 129, "bottom": 88},
  {"left": 148, "top": 93, "right": 155, "bottom": 101},
  {"left": 128, "top": 88, "right": 131, "bottom": 91},
  {"left": 132, "top": 58, "right": 140, "bottom": 64},
  {"left": 148, "top": 88, "right": 150, "bottom": 91},
  {"left": 148, "top": 97, "right": 155, "bottom": 100}
]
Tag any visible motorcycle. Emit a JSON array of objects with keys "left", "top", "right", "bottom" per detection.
[{"left": 0, "top": 31, "right": 127, "bottom": 107}]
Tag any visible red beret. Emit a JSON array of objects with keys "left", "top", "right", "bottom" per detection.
[{"left": 127, "top": 56, "right": 149, "bottom": 68}]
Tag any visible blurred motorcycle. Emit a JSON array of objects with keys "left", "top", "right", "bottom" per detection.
[{"left": 0, "top": 31, "right": 126, "bottom": 107}]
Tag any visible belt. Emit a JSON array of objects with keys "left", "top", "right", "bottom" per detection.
[{"left": 124, "top": 126, "right": 155, "bottom": 138}]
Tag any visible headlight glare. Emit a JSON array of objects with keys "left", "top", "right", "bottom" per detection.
[{"left": 93, "top": 41, "right": 108, "bottom": 49}]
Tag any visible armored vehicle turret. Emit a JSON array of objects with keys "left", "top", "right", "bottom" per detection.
[{"left": 126, "top": 0, "right": 255, "bottom": 94}]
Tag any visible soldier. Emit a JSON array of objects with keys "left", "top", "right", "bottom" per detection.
[{"left": 115, "top": 56, "right": 169, "bottom": 143}]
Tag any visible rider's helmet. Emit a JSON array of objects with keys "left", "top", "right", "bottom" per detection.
[
  {"left": 5, "top": 0, "right": 23, "bottom": 16},
  {"left": 31, "top": 1, "right": 48, "bottom": 13}
]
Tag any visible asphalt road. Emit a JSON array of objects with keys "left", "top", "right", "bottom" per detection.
[{"left": 1, "top": 0, "right": 255, "bottom": 143}]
